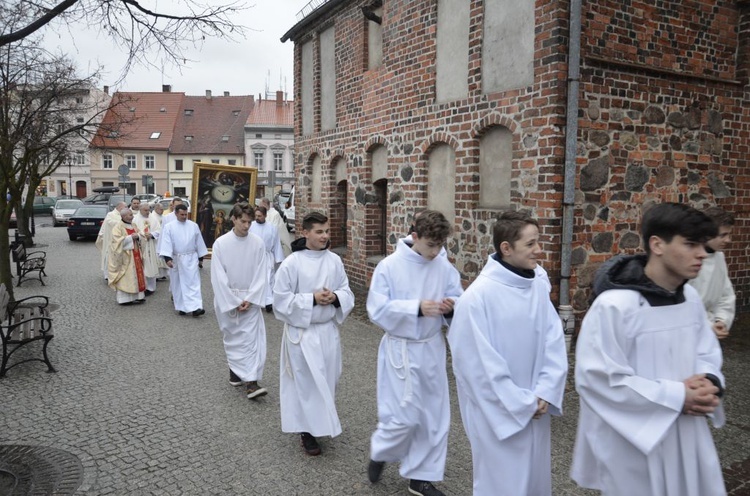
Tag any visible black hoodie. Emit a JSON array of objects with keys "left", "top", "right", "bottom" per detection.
[{"left": 592, "top": 254, "right": 686, "bottom": 307}]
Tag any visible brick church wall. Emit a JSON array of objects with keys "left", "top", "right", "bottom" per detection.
[{"left": 286, "top": 0, "right": 750, "bottom": 314}]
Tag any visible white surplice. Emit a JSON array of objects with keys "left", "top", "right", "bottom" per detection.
[
  {"left": 448, "top": 256, "right": 567, "bottom": 495},
  {"left": 273, "top": 247, "right": 355, "bottom": 437},
  {"left": 688, "top": 251, "right": 736, "bottom": 330},
  {"left": 159, "top": 219, "right": 208, "bottom": 313},
  {"left": 366, "top": 237, "right": 463, "bottom": 481},
  {"left": 572, "top": 285, "right": 726, "bottom": 496},
  {"left": 250, "top": 221, "right": 285, "bottom": 306},
  {"left": 266, "top": 207, "right": 292, "bottom": 257},
  {"left": 211, "top": 230, "right": 269, "bottom": 381},
  {"left": 132, "top": 214, "right": 159, "bottom": 292},
  {"left": 95, "top": 209, "right": 121, "bottom": 279},
  {"left": 149, "top": 212, "right": 169, "bottom": 277}
]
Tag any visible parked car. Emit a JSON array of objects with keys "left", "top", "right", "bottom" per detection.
[
  {"left": 134, "top": 193, "right": 161, "bottom": 205},
  {"left": 67, "top": 205, "right": 108, "bottom": 240},
  {"left": 52, "top": 199, "right": 83, "bottom": 226},
  {"left": 83, "top": 186, "right": 122, "bottom": 206},
  {"left": 157, "top": 197, "right": 191, "bottom": 213},
  {"left": 274, "top": 191, "right": 291, "bottom": 215},
  {"left": 32, "top": 196, "right": 56, "bottom": 215},
  {"left": 108, "top": 195, "right": 133, "bottom": 211},
  {"left": 284, "top": 186, "right": 295, "bottom": 232}
]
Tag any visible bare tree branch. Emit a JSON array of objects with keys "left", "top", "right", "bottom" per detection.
[{"left": 0, "top": 0, "right": 79, "bottom": 47}]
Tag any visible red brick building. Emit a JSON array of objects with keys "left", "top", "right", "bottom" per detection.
[{"left": 282, "top": 0, "right": 750, "bottom": 322}]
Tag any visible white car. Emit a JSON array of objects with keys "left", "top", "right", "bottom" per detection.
[{"left": 52, "top": 199, "right": 83, "bottom": 227}]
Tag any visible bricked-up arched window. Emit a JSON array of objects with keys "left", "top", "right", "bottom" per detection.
[
  {"left": 481, "top": 0, "right": 533, "bottom": 93},
  {"left": 479, "top": 126, "right": 512, "bottom": 208},
  {"left": 366, "top": 5, "right": 383, "bottom": 70},
  {"left": 301, "top": 40, "right": 314, "bottom": 135},
  {"left": 320, "top": 25, "right": 336, "bottom": 132},
  {"left": 436, "top": 0, "right": 470, "bottom": 103},
  {"left": 427, "top": 144, "right": 456, "bottom": 223},
  {"left": 368, "top": 144, "right": 388, "bottom": 257},
  {"left": 310, "top": 155, "right": 322, "bottom": 203}
]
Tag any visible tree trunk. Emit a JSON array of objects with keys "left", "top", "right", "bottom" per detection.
[{"left": 0, "top": 218, "right": 15, "bottom": 301}]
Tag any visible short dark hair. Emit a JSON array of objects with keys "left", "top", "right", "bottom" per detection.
[
  {"left": 641, "top": 203, "right": 717, "bottom": 254},
  {"left": 493, "top": 210, "right": 539, "bottom": 254},
  {"left": 174, "top": 204, "right": 188, "bottom": 213},
  {"left": 414, "top": 210, "right": 451, "bottom": 242},
  {"left": 703, "top": 206, "right": 735, "bottom": 228},
  {"left": 171, "top": 197, "right": 182, "bottom": 204},
  {"left": 255, "top": 205, "right": 267, "bottom": 216},
  {"left": 302, "top": 212, "right": 328, "bottom": 231},
  {"left": 230, "top": 202, "right": 253, "bottom": 219}
]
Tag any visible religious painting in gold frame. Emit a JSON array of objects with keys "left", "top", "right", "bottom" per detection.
[{"left": 191, "top": 163, "right": 257, "bottom": 253}]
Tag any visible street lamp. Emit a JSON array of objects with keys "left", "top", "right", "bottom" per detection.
[{"left": 68, "top": 163, "right": 72, "bottom": 198}]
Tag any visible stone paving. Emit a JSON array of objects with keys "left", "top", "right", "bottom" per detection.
[{"left": 1, "top": 221, "right": 749, "bottom": 495}]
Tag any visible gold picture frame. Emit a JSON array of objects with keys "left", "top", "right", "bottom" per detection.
[{"left": 191, "top": 163, "right": 257, "bottom": 252}]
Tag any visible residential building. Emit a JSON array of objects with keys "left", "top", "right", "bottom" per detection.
[
  {"left": 169, "top": 91, "right": 254, "bottom": 199},
  {"left": 245, "top": 91, "right": 295, "bottom": 199},
  {"left": 281, "top": 0, "right": 750, "bottom": 319},
  {"left": 90, "top": 87, "right": 184, "bottom": 196},
  {"left": 47, "top": 86, "right": 112, "bottom": 198}
]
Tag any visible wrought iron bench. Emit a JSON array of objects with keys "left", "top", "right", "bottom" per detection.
[
  {"left": 0, "top": 284, "right": 55, "bottom": 378},
  {"left": 11, "top": 242, "right": 47, "bottom": 287}
]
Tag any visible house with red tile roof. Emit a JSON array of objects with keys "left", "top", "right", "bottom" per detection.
[
  {"left": 169, "top": 91, "right": 254, "bottom": 199},
  {"left": 245, "top": 91, "right": 294, "bottom": 199},
  {"left": 90, "top": 88, "right": 185, "bottom": 197}
]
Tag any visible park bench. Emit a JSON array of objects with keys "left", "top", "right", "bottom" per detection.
[
  {"left": 0, "top": 283, "right": 55, "bottom": 378},
  {"left": 11, "top": 242, "right": 47, "bottom": 287}
]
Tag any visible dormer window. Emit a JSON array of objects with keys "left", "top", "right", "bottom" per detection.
[
  {"left": 232, "top": 110, "right": 240, "bottom": 116},
  {"left": 150, "top": 132, "right": 161, "bottom": 139},
  {"left": 184, "top": 109, "right": 194, "bottom": 116},
  {"left": 185, "top": 135, "right": 193, "bottom": 141},
  {"left": 221, "top": 135, "right": 230, "bottom": 142}
]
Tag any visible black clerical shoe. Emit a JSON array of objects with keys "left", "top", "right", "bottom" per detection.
[
  {"left": 179, "top": 311, "right": 187, "bottom": 316},
  {"left": 300, "top": 432, "right": 321, "bottom": 456},
  {"left": 246, "top": 381, "right": 268, "bottom": 399},
  {"left": 229, "top": 370, "right": 242, "bottom": 387},
  {"left": 144, "top": 290, "right": 154, "bottom": 296},
  {"left": 368, "top": 460, "right": 385, "bottom": 483},
  {"left": 408, "top": 480, "right": 445, "bottom": 496},
  {"left": 265, "top": 304, "right": 273, "bottom": 313},
  {"left": 134, "top": 299, "right": 146, "bottom": 304},
  {"left": 192, "top": 309, "right": 205, "bottom": 317}
]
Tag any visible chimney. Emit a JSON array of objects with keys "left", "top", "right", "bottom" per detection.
[
  {"left": 206, "top": 90, "right": 212, "bottom": 99},
  {"left": 162, "top": 84, "right": 171, "bottom": 93},
  {"left": 276, "top": 90, "right": 284, "bottom": 106},
  {"left": 224, "top": 91, "right": 230, "bottom": 97},
  {"left": 258, "top": 93, "right": 262, "bottom": 101},
  {"left": 103, "top": 85, "right": 109, "bottom": 94}
]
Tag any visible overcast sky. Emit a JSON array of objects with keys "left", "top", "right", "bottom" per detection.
[{"left": 41, "top": 0, "right": 311, "bottom": 98}]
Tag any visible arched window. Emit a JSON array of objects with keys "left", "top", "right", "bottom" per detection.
[
  {"left": 427, "top": 144, "right": 456, "bottom": 223},
  {"left": 479, "top": 126, "right": 512, "bottom": 208}
]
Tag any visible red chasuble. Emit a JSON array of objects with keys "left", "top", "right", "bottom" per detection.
[{"left": 125, "top": 225, "right": 147, "bottom": 292}]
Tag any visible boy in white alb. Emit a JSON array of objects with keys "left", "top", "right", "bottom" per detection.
[
  {"left": 688, "top": 206, "right": 735, "bottom": 339},
  {"left": 367, "top": 210, "right": 463, "bottom": 496},
  {"left": 572, "top": 202, "right": 726, "bottom": 496},
  {"left": 448, "top": 210, "right": 567, "bottom": 496}
]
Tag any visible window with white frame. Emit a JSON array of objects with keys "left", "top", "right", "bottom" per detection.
[
  {"left": 75, "top": 151, "right": 85, "bottom": 165},
  {"left": 144, "top": 155, "right": 155, "bottom": 170},
  {"left": 273, "top": 152, "right": 283, "bottom": 172},
  {"left": 254, "top": 151, "right": 264, "bottom": 170},
  {"left": 175, "top": 159, "right": 183, "bottom": 171},
  {"left": 103, "top": 154, "right": 113, "bottom": 169},
  {"left": 228, "top": 159, "right": 236, "bottom": 165},
  {"left": 126, "top": 154, "right": 136, "bottom": 169}
]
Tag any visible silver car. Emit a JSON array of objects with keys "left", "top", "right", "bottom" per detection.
[{"left": 52, "top": 199, "right": 84, "bottom": 226}]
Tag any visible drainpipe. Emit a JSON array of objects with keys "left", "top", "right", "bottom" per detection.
[{"left": 559, "top": 0, "right": 582, "bottom": 352}]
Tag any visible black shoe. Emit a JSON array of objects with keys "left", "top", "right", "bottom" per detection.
[
  {"left": 368, "top": 460, "right": 385, "bottom": 483},
  {"left": 265, "top": 304, "right": 273, "bottom": 313},
  {"left": 300, "top": 432, "right": 321, "bottom": 456},
  {"left": 229, "top": 370, "right": 242, "bottom": 387},
  {"left": 135, "top": 299, "right": 146, "bottom": 304},
  {"left": 408, "top": 480, "right": 444, "bottom": 496},
  {"left": 246, "top": 381, "right": 268, "bottom": 399},
  {"left": 120, "top": 301, "right": 133, "bottom": 306},
  {"left": 145, "top": 290, "right": 154, "bottom": 296},
  {"left": 192, "top": 308, "right": 205, "bottom": 317},
  {"left": 179, "top": 311, "right": 187, "bottom": 316}
]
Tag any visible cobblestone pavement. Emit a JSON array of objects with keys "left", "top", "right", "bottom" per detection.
[{"left": 1, "top": 222, "right": 749, "bottom": 495}]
